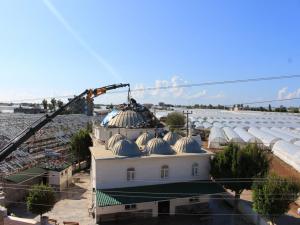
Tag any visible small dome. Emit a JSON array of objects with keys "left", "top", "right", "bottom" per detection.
[
  {"left": 174, "top": 137, "right": 203, "bottom": 154},
  {"left": 106, "top": 134, "right": 125, "bottom": 150},
  {"left": 163, "top": 132, "right": 181, "bottom": 145},
  {"left": 112, "top": 139, "right": 142, "bottom": 157},
  {"left": 136, "top": 132, "right": 155, "bottom": 148},
  {"left": 107, "top": 110, "right": 146, "bottom": 128},
  {"left": 145, "top": 138, "right": 174, "bottom": 155}
]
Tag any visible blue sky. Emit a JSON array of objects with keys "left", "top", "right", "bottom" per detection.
[{"left": 0, "top": 0, "right": 300, "bottom": 106}]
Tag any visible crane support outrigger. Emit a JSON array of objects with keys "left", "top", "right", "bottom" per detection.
[{"left": 0, "top": 83, "right": 130, "bottom": 162}]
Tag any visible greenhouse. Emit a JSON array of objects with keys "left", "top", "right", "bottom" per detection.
[
  {"left": 208, "top": 126, "right": 227, "bottom": 149},
  {"left": 222, "top": 127, "right": 244, "bottom": 144},
  {"left": 260, "top": 127, "right": 300, "bottom": 143},
  {"left": 272, "top": 140, "right": 300, "bottom": 172},
  {"left": 248, "top": 127, "right": 281, "bottom": 148},
  {"left": 202, "top": 122, "right": 212, "bottom": 129},
  {"left": 271, "top": 127, "right": 300, "bottom": 140},
  {"left": 233, "top": 127, "right": 262, "bottom": 144}
]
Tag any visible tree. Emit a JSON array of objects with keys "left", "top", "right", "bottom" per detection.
[
  {"left": 268, "top": 104, "right": 272, "bottom": 112},
  {"left": 50, "top": 98, "right": 57, "bottom": 111},
  {"left": 211, "top": 143, "right": 270, "bottom": 197},
  {"left": 70, "top": 128, "right": 93, "bottom": 169},
  {"left": 210, "top": 143, "right": 270, "bottom": 223},
  {"left": 165, "top": 112, "right": 185, "bottom": 131},
  {"left": 253, "top": 174, "right": 300, "bottom": 225},
  {"left": 57, "top": 100, "right": 64, "bottom": 109},
  {"left": 42, "top": 99, "right": 48, "bottom": 110},
  {"left": 27, "top": 184, "right": 56, "bottom": 221}
]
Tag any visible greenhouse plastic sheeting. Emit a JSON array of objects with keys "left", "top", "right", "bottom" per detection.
[
  {"left": 248, "top": 127, "right": 280, "bottom": 148},
  {"left": 294, "top": 141, "right": 300, "bottom": 147},
  {"left": 233, "top": 127, "right": 262, "bottom": 144},
  {"left": 222, "top": 127, "right": 244, "bottom": 144},
  {"left": 271, "top": 127, "right": 300, "bottom": 140},
  {"left": 208, "top": 126, "right": 227, "bottom": 149},
  {"left": 272, "top": 140, "right": 300, "bottom": 172},
  {"left": 260, "top": 127, "right": 300, "bottom": 143}
]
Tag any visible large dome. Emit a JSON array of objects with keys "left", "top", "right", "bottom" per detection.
[
  {"left": 106, "top": 133, "right": 125, "bottom": 150},
  {"left": 163, "top": 132, "right": 181, "bottom": 145},
  {"left": 107, "top": 110, "right": 146, "bottom": 128},
  {"left": 145, "top": 138, "right": 174, "bottom": 155},
  {"left": 112, "top": 139, "right": 142, "bottom": 157},
  {"left": 174, "top": 137, "right": 203, "bottom": 154},
  {"left": 136, "top": 132, "right": 155, "bottom": 148}
]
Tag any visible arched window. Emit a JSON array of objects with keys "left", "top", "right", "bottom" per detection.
[
  {"left": 161, "top": 165, "right": 169, "bottom": 179},
  {"left": 127, "top": 168, "right": 135, "bottom": 181},
  {"left": 192, "top": 163, "right": 199, "bottom": 176}
]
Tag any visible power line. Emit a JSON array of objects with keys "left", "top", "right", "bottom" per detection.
[
  {"left": 2, "top": 74, "right": 300, "bottom": 102},
  {"left": 1, "top": 186, "right": 297, "bottom": 199},
  {"left": 112, "top": 74, "right": 300, "bottom": 93}
]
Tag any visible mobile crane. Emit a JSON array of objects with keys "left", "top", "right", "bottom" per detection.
[{"left": 0, "top": 83, "right": 130, "bottom": 162}]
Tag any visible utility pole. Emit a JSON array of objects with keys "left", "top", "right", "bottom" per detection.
[{"left": 183, "top": 110, "right": 192, "bottom": 136}]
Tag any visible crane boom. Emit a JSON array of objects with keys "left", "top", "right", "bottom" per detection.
[{"left": 0, "top": 83, "right": 129, "bottom": 162}]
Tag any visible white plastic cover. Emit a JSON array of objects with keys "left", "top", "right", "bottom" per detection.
[
  {"left": 271, "top": 127, "right": 300, "bottom": 140},
  {"left": 294, "top": 141, "right": 300, "bottom": 147},
  {"left": 248, "top": 127, "right": 281, "bottom": 148},
  {"left": 260, "top": 127, "right": 300, "bottom": 143},
  {"left": 208, "top": 126, "right": 227, "bottom": 148},
  {"left": 222, "top": 127, "right": 244, "bottom": 144},
  {"left": 233, "top": 127, "right": 262, "bottom": 144},
  {"left": 272, "top": 140, "right": 300, "bottom": 172}
]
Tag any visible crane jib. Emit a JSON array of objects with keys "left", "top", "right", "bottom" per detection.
[{"left": 0, "top": 83, "right": 130, "bottom": 162}]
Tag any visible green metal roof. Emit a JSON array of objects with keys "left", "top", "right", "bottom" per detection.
[
  {"left": 5, "top": 167, "right": 46, "bottom": 184},
  {"left": 96, "top": 181, "right": 225, "bottom": 207}
]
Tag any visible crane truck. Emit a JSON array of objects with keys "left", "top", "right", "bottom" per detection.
[{"left": 0, "top": 83, "right": 130, "bottom": 162}]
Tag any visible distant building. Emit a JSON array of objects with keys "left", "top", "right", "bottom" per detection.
[
  {"left": 143, "top": 103, "right": 153, "bottom": 109},
  {"left": 14, "top": 106, "right": 45, "bottom": 114},
  {"left": 67, "top": 97, "right": 94, "bottom": 116},
  {"left": 4, "top": 163, "right": 72, "bottom": 206}
]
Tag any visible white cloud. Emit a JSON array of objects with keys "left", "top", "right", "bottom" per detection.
[
  {"left": 130, "top": 75, "right": 224, "bottom": 103},
  {"left": 208, "top": 92, "right": 225, "bottom": 99},
  {"left": 170, "top": 76, "right": 186, "bottom": 97},
  {"left": 277, "top": 87, "right": 300, "bottom": 100},
  {"left": 185, "top": 90, "right": 207, "bottom": 99}
]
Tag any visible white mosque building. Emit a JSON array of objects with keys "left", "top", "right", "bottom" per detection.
[{"left": 90, "top": 100, "right": 224, "bottom": 223}]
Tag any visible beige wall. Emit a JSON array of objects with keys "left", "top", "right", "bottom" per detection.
[
  {"left": 48, "top": 167, "right": 72, "bottom": 191},
  {"left": 92, "top": 154, "right": 211, "bottom": 189}
]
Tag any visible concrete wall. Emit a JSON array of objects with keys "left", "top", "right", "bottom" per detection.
[
  {"left": 4, "top": 176, "right": 44, "bottom": 206},
  {"left": 92, "top": 154, "right": 211, "bottom": 189},
  {"left": 48, "top": 166, "right": 72, "bottom": 191},
  {"left": 95, "top": 195, "right": 211, "bottom": 223},
  {"left": 96, "top": 201, "right": 156, "bottom": 223}
]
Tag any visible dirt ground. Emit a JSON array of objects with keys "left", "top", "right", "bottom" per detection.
[{"left": 8, "top": 171, "right": 94, "bottom": 225}]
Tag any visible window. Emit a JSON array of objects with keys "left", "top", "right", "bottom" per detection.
[
  {"left": 125, "top": 204, "right": 137, "bottom": 210},
  {"left": 192, "top": 163, "right": 199, "bottom": 177},
  {"left": 161, "top": 165, "right": 169, "bottom": 179},
  {"left": 127, "top": 168, "right": 135, "bottom": 181}
]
